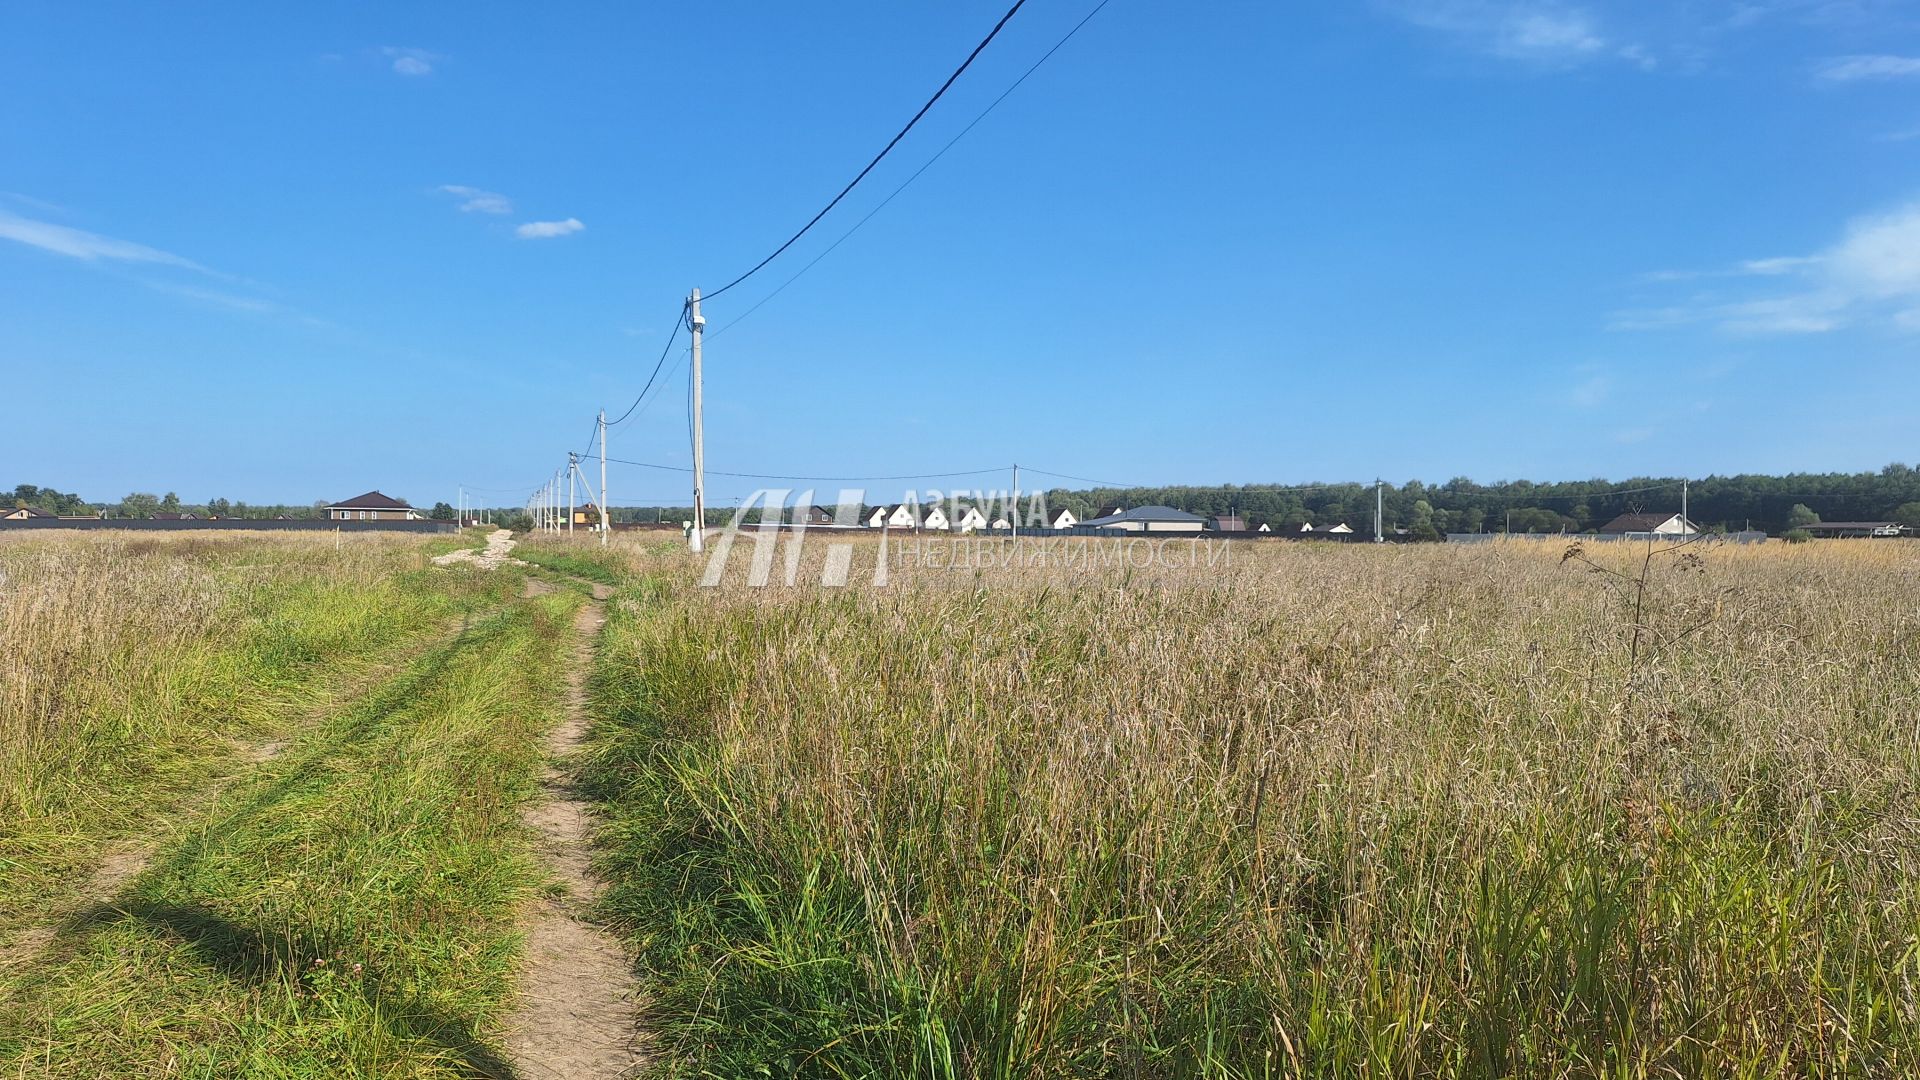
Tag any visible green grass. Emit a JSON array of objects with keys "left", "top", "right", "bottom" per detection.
[
  {"left": 1, "top": 540, "right": 516, "bottom": 937},
  {"left": 0, "top": 588, "right": 582, "bottom": 1077},
  {"left": 512, "top": 536, "right": 627, "bottom": 585}
]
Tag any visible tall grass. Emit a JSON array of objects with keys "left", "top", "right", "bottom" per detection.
[
  {"left": 0, "top": 590, "right": 582, "bottom": 1077},
  {"left": 583, "top": 536, "right": 1920, "bottom": 1077},
  {"left": 0, "top": 531, "right": 508, "bottom": 921}
]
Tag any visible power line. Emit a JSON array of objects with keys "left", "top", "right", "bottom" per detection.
[
  {"left": 709, "top": 0, "right": 1112, "bottom": 341},
  {"left": 1018, "top": 468, "right": 1342, "bottom": 493},
  {"left": 701, "top": 0, "right": 1030, "bottom": 303},
  {"left": 591, "top": 453, "right": 1006, "bottom": 483},
  {"left": 607, "top": 303, "right": 689, "bottom": 426}
]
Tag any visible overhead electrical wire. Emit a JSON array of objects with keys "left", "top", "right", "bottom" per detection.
[
  {"left": 606, "top": 303, "right": 688, "bottom": 427},
  {"left": 588, "top": 454, "right": 1008, "bottom": 483},
  {"left": 700, "top": 0, "right": 1030, "bottom": 302},
  {"left": 709, "top": 0, "right": 1112, "bottom": 342},
  {"left": 555, "top": 2, "right": 1092, "bottom": 505}
]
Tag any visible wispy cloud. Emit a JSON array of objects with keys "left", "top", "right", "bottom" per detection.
[
  {"left": 1382, "top": 2, "right": 1616, "bottom": 65},
  {"left": 1568, "top": 369, "right": 1612, "bottom": 407},
  {"left": 437, "top": 184, "right": 513, "bottom": 215},
  {"left": 144, "top": 281, "right": 281, "bottom": 314},
  {"left": 1617, "top": 198, "right": 1920, "bottom": 334},
  {"left": 0, "top": 211, "right": 206, "bottom": 271},
  {"left": 1815, "top": 54, "right": 1920, "bottom": 81},
  {"left": 515, "top": 218, "right": 584, "bottom": 239},
  {"left": 1, "top": 191, "right": 68, "bottom": 216},
  {"left": 380, "top": 46, "right": 439, "bottom": 76}
]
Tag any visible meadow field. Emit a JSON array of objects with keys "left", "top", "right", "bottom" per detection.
[
  {"left": 2, "top": 528, "right": 1917, "bottom": 1078},
  {"left": 581, "top": 532, "right": 1920, "bottom": 1078}
]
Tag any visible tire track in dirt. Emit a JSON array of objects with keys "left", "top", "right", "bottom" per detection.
[
  {"left": 502, "top": 578, "right": 646, "bottom": 1079},
  {"left": 0, "top": 610, "right": 489, "bottom": 972}
]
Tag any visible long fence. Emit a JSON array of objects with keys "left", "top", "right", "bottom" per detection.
[{"left": 0, "top": 519, "right": 458, "bottom": 534}]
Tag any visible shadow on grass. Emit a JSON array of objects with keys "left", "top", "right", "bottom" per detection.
[
  {"left": 21, "top": 609, "right": 539, "bottom": 1077},
  {"left": 72, "top": 901, "right": 519, "bottom": 1078}
]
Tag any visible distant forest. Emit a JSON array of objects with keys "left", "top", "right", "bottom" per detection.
[
  {"left": 13, "top": 463, "right": 1920, "bottom": 536},
  {"left": 1025, "top": 464, "right": 1920, "bottom": 537}
]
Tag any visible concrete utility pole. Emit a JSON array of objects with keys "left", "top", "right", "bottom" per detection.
[
  {"left": 1682, "top": 478, "right": 1690, "bottom": 534},
  {"left": 568, "top": 453, "right": 577, "bottom": 536},
  {"left": 1011, "top": 463, "right": 1019, "bottom": 540},
  {"left": 688, "top": 288, "right": 707, "bottom": 554},
  {"left": 599, "top": 409, "right": 610, "bottom": 547},
  {"left": 1375, "top": 480, "right": 1384, "bottom": 543}
]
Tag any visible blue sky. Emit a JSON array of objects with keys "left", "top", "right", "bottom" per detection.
[{"left": 3, "top": 0, "right": 1917, "bottom": 509}]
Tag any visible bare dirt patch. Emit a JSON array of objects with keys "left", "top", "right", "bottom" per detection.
[
  {"left": 432, "top": 528, "right": 525, "bottom": 569},
  {"left": 0, "top": 843, "right": 151, "bottom": 967},
  {"left": 502, "top": 599, "right": 645, "bottom": 1078}
]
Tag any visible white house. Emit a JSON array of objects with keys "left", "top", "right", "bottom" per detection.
[
  {"left": 952, "top": 506, "right": 989, "bottom": 533},
  {"left": 922, "top": 504, "right": 951, "bottom": 531},
  {"left": 1598, "top": 512, "right": 1697, "bottom": 537},
  {"left": 868, "top": 504, "right": 924, "bottom": 529},
  {"left": 990, "top": 505, "right": 1076, "bottom": 530}
]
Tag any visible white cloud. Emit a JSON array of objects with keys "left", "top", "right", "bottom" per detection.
[
  {"left": 1816, "top": 54, "right": 1920, "bottom": 81},
  {"left": 1568, "top": 371, "right": 1612, "bottom": 407},
  {"left": 1619, "top": 199, "right": 1920, "bottom": 335},
  {"left": 437, "top": 185, "right": 513, "bottom": 214},
  {"left": 144, "top": 281, "right": 281, "bottom": 314},
  {"left": 0, "top": 211, "right": 205, "bottom": 271},
  {"left": 1740, "top": 255, "right": 1822, "bottom": 275},
  {"left": 1617, "top": 43, "right": 1658, "bottom": 70},
  {"left": 380, "top": 46, "right": 438, "bottom": 76},
  {"left": 1384, "top": 2, "right": 1612, "bottom": 64},
  {"left": 1828, "top": 202, "right": 1920, "bottom": 297},
  {"left": 515, "top": 218, "right": 585, "bottom": 239},
  {"left": 1, "top": 191, "right": 67, "bottom": 215}
]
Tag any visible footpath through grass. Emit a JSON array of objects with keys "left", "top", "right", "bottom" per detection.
[{"left": 0, "top": 586, "right": 583, "bottom": 1077}]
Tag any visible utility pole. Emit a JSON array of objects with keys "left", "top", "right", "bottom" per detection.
[
  {"left": 1681, "top": 478, "right": 1690, "bottom": 534},
  {"left": 1375, "top": 479, "right": 1384, "bottom": 543},
  {"left": 688, "top": 288, "right": 707, "bottom": 553},
  {"left": 568, "top": 453, "right": 577, "bottom": 536},
  {"left": 1010, "top": 463, "right": 1019, "bottom": 540},
  {"left": 599, "top": 409, "right": 609, "bottom": 547},
  {"left": 458, "top": 486, "right": 464, "bottom": 528}
]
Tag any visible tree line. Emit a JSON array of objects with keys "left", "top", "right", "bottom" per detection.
[
  {"left": 1029, "top": 464, "right": 1920, "bottom": 537},
  {"left": 14, "top": 463, "right": 1920, "bottom": 537}
]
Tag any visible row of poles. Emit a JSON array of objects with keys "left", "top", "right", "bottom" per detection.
[
  {"left": 519, "top": 411, "right": 614, "bottom": 546},
  {"left": 519, "top": 289, "right": 707, "bottom": 552}
]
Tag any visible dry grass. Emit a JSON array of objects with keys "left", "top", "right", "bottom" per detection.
[{"left": 581, "top": 533, "right": 1920, "bottom": 1077}]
